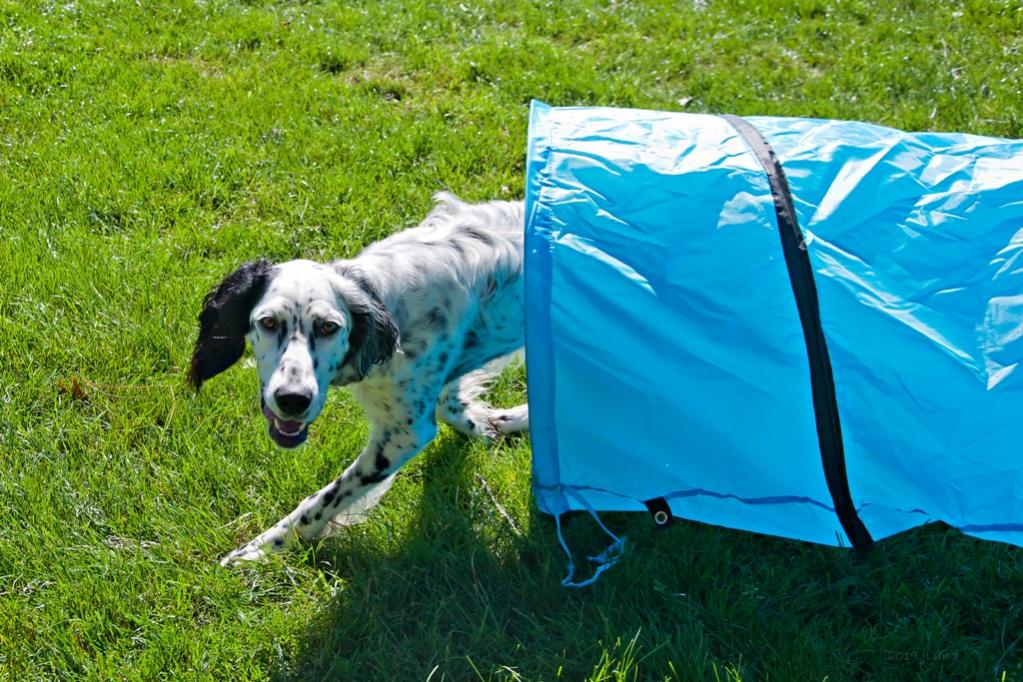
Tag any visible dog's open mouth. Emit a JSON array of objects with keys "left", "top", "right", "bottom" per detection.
[{"left": 262, "top": 403, "right": 308, "bottom": 448}]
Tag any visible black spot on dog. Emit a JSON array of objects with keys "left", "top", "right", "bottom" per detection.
[
  {"left": 466, "top": 419, "right": 475, "bottom": 431},
  {"left": 406, "top": 417, "right": 413, "bottom": 425},
  {"left": 277, "top": 324, "right": 287, "bottom": 347},
  {"left": 361, "top": 471, "right": 387, "bottom": 485},
  {"left": 323, "top": 480, "right": 341, "bottom": 502},
  {"left": 300, "top": 514, "right": 310, "bottom": 526},
  {"left": 274, "top": 538, "right": 284, "bottom": 546},
  {"left": 424, "top": 307, "right": 447, "bottom": 330},
  {"left": 402, "top": 338, "right": 428, "bottom": 359},
  {"left": 463, "top": 225, "right": 495, "bottom": 244},
  {"left": 464, "top": 330, "right": 479, "bottom": 349},
  {"left": 375, "top": 448, "right": 390, "bottom": 472},
  {"left": 314, "top": 512, "right": 322, "bottom": 521}
]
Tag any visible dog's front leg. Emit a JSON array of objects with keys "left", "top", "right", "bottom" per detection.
[{"left": 220, "top": 418, "right": 438, "bottom": 565}]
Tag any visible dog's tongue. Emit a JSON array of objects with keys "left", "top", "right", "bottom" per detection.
[
  {"left": 261, "top": 404, "right": 303, "bottom": 433},
  {"left": 261, "top": 403, "right": 308, "bottom": 448}
]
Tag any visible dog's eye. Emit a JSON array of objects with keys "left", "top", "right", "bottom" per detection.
[
  {"left": 258, "top": 317, "right": 278, "bottom": 331},
  {"left": 318, "top": 321, "right": 340, "bottom": 336}
]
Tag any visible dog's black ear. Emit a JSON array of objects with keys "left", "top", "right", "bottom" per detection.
[
  {"left": 336, "top": 272, "right": 399, "bottom": 383},
  {"left": 344, "top": 297, "right": 399, "bottom": 382},
  {"left": 188, "top": 259, "right": 273, "bottom": 391}
]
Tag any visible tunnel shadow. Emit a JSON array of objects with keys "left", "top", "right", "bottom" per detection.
[
  {"left": 271, "top": 430, "right": 1023, "bottom": 681},
  {"left": 270, "top": 431, "right": 566, "bottom": 680}
]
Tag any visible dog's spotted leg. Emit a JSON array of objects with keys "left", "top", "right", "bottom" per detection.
[
  {"left": 435, "top": 366, "right": 530, "bottom": 440},
  {"left": 489, "top": 404, "right": 529, "bottom": 435},
  {"left": 436, "top": 380, "right": 500, "bottom": 440},
  {"left": 220, "top": 415, "right": 438, "bottom": 565}
]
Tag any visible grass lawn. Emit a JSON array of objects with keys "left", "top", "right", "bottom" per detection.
[{"left": 2, "top": 0, "right": 1022, "bottom": 679}]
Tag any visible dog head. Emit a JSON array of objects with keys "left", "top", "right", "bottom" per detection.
[{"left": 189, "top": 259, "right": 398, "bottom": 448}]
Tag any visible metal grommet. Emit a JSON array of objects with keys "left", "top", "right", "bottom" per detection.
[{"left": 653, "top": 510, "right": 670, "bottom": 526}]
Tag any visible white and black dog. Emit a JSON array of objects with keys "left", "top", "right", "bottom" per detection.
[{"left": 189, "top": 194, "right": 529, "bottom": 564}]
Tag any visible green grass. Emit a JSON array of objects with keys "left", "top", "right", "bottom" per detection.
[{"left": 1, "top": 0, "right": 1022, "bottom": 679}]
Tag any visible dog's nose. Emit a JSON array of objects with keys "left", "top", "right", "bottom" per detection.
[{"left": 274, "top": 389, "right": 312, "bottom": 417}]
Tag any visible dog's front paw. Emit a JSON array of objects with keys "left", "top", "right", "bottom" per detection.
[
  {"left": 219, "top": 543, "right": 270, "bottom": 566},
  {"left": 220, "top": 527, "right": 291, "bottom": 566}
]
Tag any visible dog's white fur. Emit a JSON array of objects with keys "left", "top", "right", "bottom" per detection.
[{"left": 189, "top": 193, "right": 528, "bottom": 563}]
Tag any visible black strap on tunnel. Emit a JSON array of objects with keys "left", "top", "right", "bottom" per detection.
[{"left": 721, "top": 114, "right": 874, "bottom": 551}]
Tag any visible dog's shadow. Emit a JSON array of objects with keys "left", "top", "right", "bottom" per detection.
[{"left": 271, "top": 431, "right": 578, "bottom": 680}]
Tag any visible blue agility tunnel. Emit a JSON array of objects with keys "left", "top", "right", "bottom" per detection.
[{"left": 524, "top": 101, "right": 1023, "bottom": 583}]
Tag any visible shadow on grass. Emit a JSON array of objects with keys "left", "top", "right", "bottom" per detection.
[
  {"left": 272, "top": 434, "right": 1023, "bottom": 681},
  {"left": 270, "top": 433, "right": 580, "bottom": 680}
]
